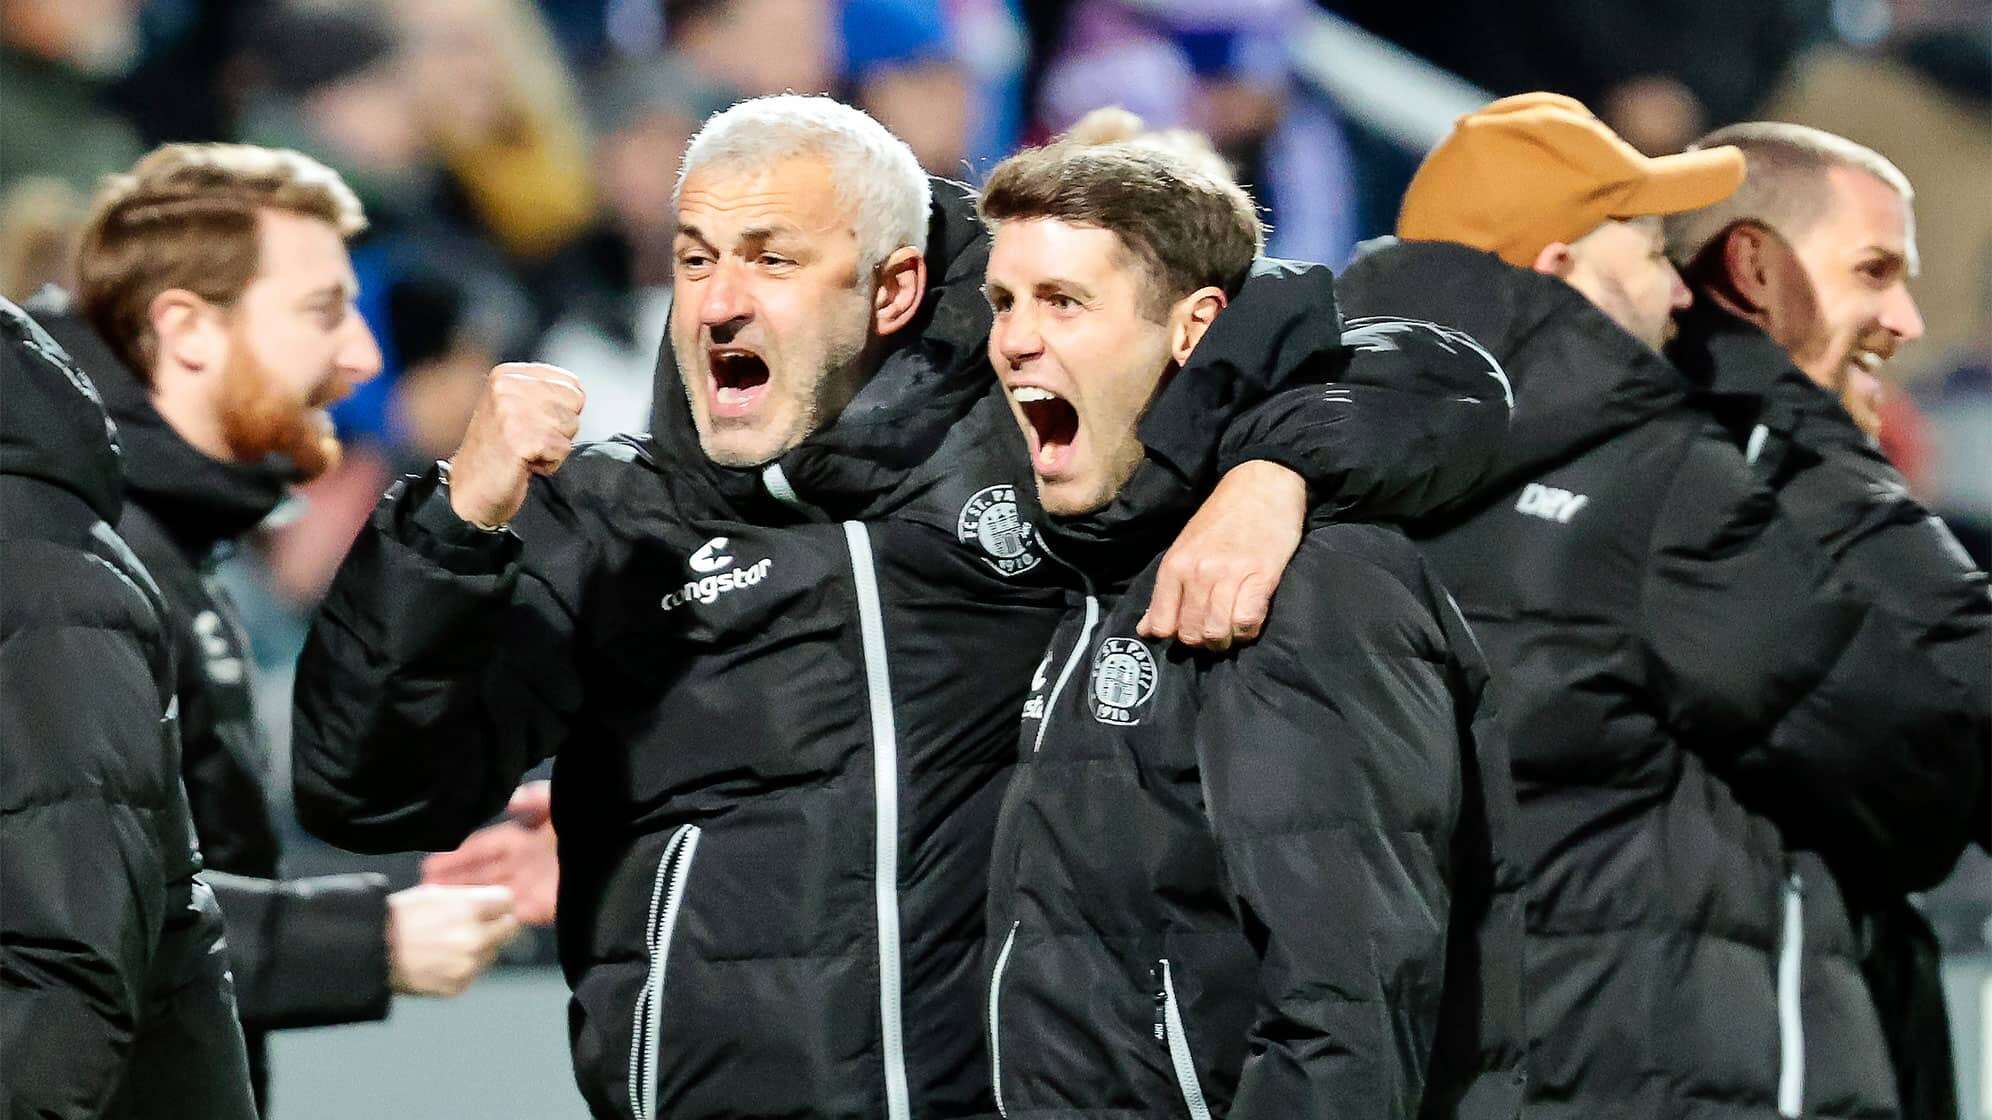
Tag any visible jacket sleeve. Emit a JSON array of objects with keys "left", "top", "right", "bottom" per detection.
[
  {"left": 201, "top": 870, "right": 392, "bottom": 1029},
  {"left": 1195, "top": 537, "right": 1459, "bottom": 1118},
  {"left": 291, "top": 466, "right": 589, "bottom": 853},
  {"left": 1759, "top": 377, "right": 1991, "bottom": 846},
  {"left": 1217, "top": 316, "right": 1512, "bottom": 523},
  {"left": 1, "top": 576, "right": 170, "bottom": 1117},
  {"left": 1641, "top": 429, "right": 1986, "bottom": 890}
]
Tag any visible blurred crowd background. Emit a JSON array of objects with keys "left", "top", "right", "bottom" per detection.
[{"left": 3, "top": 0, "right": 1988, "bottom": 1113}]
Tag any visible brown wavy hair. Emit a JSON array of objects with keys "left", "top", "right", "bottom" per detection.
[
  {"left": 76, "top": 143, "right": 366, "bottom": 383},
  {"left": 978, "top": 138, "right": 1263, "bottom": 320}
]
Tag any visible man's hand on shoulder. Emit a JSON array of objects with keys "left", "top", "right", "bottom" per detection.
[
  {"left": 1139, "top": 461, "right": 1306, "bottom": 652},
  {"left": 446, "top": 363, "right": 586, "bottom": 529}
]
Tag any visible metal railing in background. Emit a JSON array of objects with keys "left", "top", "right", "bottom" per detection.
[{"left": 1286, "top": 8, "right": 1490, "bottom": 156}]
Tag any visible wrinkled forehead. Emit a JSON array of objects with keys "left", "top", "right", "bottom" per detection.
[{"left": 674, "top": 155, "right": 858, "bottom": 245}]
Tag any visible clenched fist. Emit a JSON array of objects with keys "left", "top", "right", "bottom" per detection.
[{"left": 446, "top": 363, "right": 586, "bottom": 528}]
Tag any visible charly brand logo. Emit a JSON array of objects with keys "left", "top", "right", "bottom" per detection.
[
  {"left": 663, "top": 539, "right": 771, "bottom": 612},
  {"left": 958, "top": 484, "right": 1042, "bottom": 577},
  {"left": 1020, "top": 650, "right": 1053, "bottom": 722},
  {"left": 689, "top": 537, "right": 734, "bottom": 574},
  {"left": 1515, "top": 482, "right": 1589, "bottom": 524},
  {"left": 192, "top": 609, "right": 244, "bottom": 686},
  {"left": 1090, "top": 637, "right": 1158, "bottom": 726}
]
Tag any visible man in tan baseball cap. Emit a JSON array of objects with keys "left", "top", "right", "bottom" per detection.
[
  {"left": 1328, "top": 91, "right": 1984, "bottom": 1120},
  {"left": 1397, "top": 92, "right": 1745, "bottom": 351},
  {"left": 1402, "top": 93, "right": 1746, "bottom": 266}
]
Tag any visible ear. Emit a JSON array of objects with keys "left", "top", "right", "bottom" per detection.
[
  {"left": 148, "top": 288, "right": 227, "bottom": 382},
  {"left": 1531, "top": 242, "right": 1577, "bottom": 279},
  {"left": 1716, "top": 222, "right": 1776, "bottom": 314},
  {"left": 872, "top": 246, "right": 927, "bottom": 338},
  {"left": 1169, "top": 286, "right": 1228, "bottom": 365}
]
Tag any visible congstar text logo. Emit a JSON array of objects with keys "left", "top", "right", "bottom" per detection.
[
  {"left": 663, "top": 538, "right": 772, "bottom": 611},
  {"left": 689, "top": 537, "right": 733, "bottom": 573}
]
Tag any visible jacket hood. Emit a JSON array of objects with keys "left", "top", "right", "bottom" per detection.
[
  {"left": 1043, "top": 257, "right": 1514, "bottom": 584},
  {"left": 28, "top": 289, "right": 293, "bottom": 554},
  {"left": 1, "top": 295, "right": 124, "bottom": 525},
  {"left": 1666, "top": 297, "right": 1808, "bottom": 405},
  {"left": 647, "top": 177, "right": 997, "bottom": 522},
  {"left": 1334, "top": 239, "right": 1692, "bottom": 505}
]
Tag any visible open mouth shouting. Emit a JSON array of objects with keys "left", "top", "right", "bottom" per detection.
[
  {"left": 1012, "top": 384, "right": 1080, "bottom": 479},
  {"left": 709, "top": 347, "right": 772, "bottom": 419}
]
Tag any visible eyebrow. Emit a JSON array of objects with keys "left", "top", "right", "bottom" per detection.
[
  {"left": 299, "top": 281, "right": 354, "bottom": 306},
  {"left": 738, "top": 224, "right": 805, "bottom": 243},
  {"left": 1034, "top": 279, "right": 1095, "bottom": 301},
  {"left": 982, "top": 275, "right": 1096, "bottom": 300},
  {"left": 1857, "top": 245, "right": 1912, "bottom": 274}
]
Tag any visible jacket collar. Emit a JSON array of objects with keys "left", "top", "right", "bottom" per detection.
[
  {"left": 1335, "top": 239, "right": 1694, "bottom": 505},
  {"left": 1666, "top": 298, "right": 1800, "bottom": 399},
  {"left": 28, "top": 290, "right": 292, "bottom": 559}
]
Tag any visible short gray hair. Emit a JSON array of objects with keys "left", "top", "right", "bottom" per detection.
[
  {"left": 1664, "top": 122, "right": 1917, "bottom": 273},
  {"left": 676, "top": 95, "right": 930, "bottom": 272}
]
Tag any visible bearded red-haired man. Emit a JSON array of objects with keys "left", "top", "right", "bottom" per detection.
[{"left": 29, "top": 142, "right": 521, "bottom": 1113}]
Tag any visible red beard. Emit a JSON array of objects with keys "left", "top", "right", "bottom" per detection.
[{"left": 218, "top": 348, "right": 343, "bottom": 481}]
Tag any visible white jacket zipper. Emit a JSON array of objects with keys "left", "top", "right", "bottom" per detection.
[
  {"left": 1777, "top": 872, "right": 1805, "bottom": 1119},
  {"left": 843, "top": 521, "right": 913, "bottom": 1120},
  {"left": 1158, "top": 959, "right": 1213, "bottom": 1120},
  {"left": 989, "top": 920, "right": 1021, "bottom": 1118},
  {"left": 629, "top": 823, "right": 702, "bottom": 1120},
  {"left": 1033, "top": 595, "right": 1099, "bottom": 753}
]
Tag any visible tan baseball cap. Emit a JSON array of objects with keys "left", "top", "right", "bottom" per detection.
[{"left": 1398, "top": 92, "right": 1746, "bottom": 267}]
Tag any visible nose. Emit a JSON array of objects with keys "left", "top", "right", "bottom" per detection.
[
  {"left": 991, "top": 303, "right": 1042, "bottom": 370},
  {"left": 1880, "top": 284, "right": 1924, "bottom": 344},
  {"left": 341, "top": 312, "right": 384, "bottom": 386},
  {"left": 1667, "top": 262, "right": 1693, "bottom": 313},
  {"left": 698, "top": 258, "right": 753, "bottom": 331}
]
